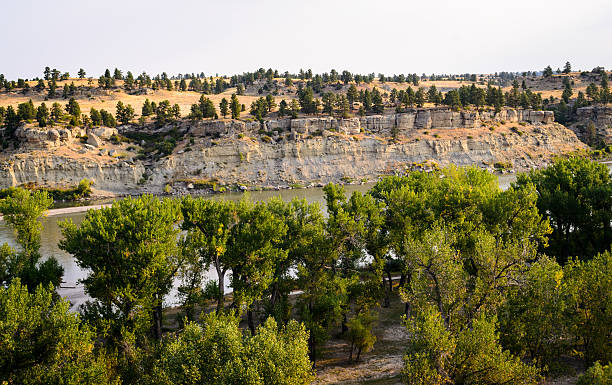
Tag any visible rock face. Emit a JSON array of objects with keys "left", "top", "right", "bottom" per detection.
[
  {"left": 0, "top": 108, "right": 579, "bottom": 195},
  {"left": 0, "top": 155, "right": 145, "bottom": 194},
  {"left": 186, "top": 108, "right": 554, "bottom": 138},
  {"left": 574, "top": 106, "right": 612, "bottom": 143},
  {"left": 14, "top": 125, "right": 84, "bottom": 149},
  {"left": 148, "top": 123, "right": 583, "bottom": 192}
]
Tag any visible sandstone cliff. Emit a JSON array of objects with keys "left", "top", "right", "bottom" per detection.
[
  {"left": 573, "top": 106, "right": 612, "bottom": 143},
  {"left": 0, "top": 108, "right": 585, "bottom": 195}
]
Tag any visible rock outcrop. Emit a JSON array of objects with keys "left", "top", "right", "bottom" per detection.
[
  {"left": 0, "top": 108, "right": 582, "bottom": 195},
  {"left": 148, "top": 122, "right": 581, "bottom": 190},
  {"left": 574, "top": 106, "right": 612, "bottom": 143},
  {"left": 186, "top": 108, "right": 554, "bottom": 137}
]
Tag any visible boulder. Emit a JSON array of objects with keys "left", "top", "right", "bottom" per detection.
[{"left": 87, "top": 133, "right": 103, "bottom": 147}]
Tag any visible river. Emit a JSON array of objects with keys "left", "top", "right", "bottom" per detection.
[{"left": 0, "top": 174, "right": 517, "bottom": 309}]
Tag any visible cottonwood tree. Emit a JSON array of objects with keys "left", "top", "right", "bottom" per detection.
[
  {"left": 0, "top": 280, "right": 115, "bottom": 385},
  {"left": 60, "top": 195, "right": 182, "bottom": 344},
  {"left": 148, "top": 313, "right": 313, "bottom": 385},
  {"left": 0, "top": 189, "right": 63, "bottom": 290},
  {"left": 180, "top": 197, "right": 235, "bottom": 315}
]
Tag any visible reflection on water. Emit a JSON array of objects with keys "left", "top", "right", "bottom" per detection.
[{"left": 0, "top": 176, "right": 517, "bottom": 309}]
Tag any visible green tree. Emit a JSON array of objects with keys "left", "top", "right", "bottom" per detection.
[
  {"left": 141, "top": 98, "right": 153, "bottom": 117},
  {"left": 563, "top": 251, "right": 612, "bottom": 366},
  {"left": 563, "top": 61, "right": 572, "bottom": 74},
  {"left": 402, "top": 307, "right": 542, "bottom": 385},
  {"left": 0, "top": 189, "right": 63, "bottom": 290},
  {"left": 230, "top": 93, "right": 241, "bottom": 119},
  {"left": 36, "top": 102, "right": 49, "bottom": 127},
  {"left": 0, "top": 280, "right": 115, "bottom": 385},
  {"left": 115, "top": 101, "right": 135, "bottom": 125},
  {"left": 59, "top": 195, "right": 182, "bottom": 343},
  {"left": 225, "top": 200, "right": 288, "bottom": 334},
  {"left": 219, "top": 97, "right": 229, "bottom": 118},
  {"left": 543, "top": 66, "right": 553, "bottom": 78},
  {"left": 149, "top": 313, "right": 313, "bottom": 385},
  {"left": 516, "top": 157, "right": 612, "bottom": 262},
  {"left": 180, "top": 197, "right": 235, "bottom": 315},
  {"left": 577, "top": 361, "right": 612, "bottom": 385},
  {"left": 78, "top": 68, "right": 86, "bottom": 78}
]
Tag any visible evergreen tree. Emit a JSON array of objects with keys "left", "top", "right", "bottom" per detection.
[
  {"left": 219, "top": 98, "right": 229, "bottom": 118},
  {"left": 563, "top": 61, "right": 572, "bottom": 74},
  {"left": 90, "top": 108, "right": 102, "bottom": 126},
  {"left": 78, "top": 68, "right": 86, "bottom": 78},
  {"left": 230, "top": 93, "right": 241, "bottom": 119},
  {"left": 113, "top": 68, "right": 123, "bottom": 80},
  {"left": 36, "top": 103, "right": 49, "bottom": 127},
  {"left": 116, "top": 101, "right": 135, "bottom": 125},
  {"left": 347, "top": 84, "right": 358, "bottom": 109},
  {"left": 141, "top": 98, "right": 153, "bottom": 117},
  {"left": 543, "top": 65, "right": 553, "bottom": 78}
]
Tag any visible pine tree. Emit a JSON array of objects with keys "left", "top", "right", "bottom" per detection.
[
  {"left": 563, "top": 61, "right": 572, "bottom": 74},
  {"left": 230, "top": 94, "right": 241, "bottom": 119},
  {"left": 78, "top": 68, "right": 86, "bottom": 78},
  {"left": 543, "top": 66, "right": 553, "bottom": 78},
  {"left": 36, "top": 103, "right": 49, "bottom": 127},
  {"left": 219, "top": 98, "right": 229, "bottom": 118},
  {"left": 141, "top": 98, "right": 153, "bottom": 117}
]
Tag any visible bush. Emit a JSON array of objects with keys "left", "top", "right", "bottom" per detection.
[{"left": 577, "top": 361, "right": 612, "bottom": 385}]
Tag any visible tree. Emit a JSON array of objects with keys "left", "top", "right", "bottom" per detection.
[
  {"left": 36, "top": 102, "right": 49, "bottom": 127},
  {"left": 65, "top": 97, "right": 81, "bottom": 119},
  {"left": 78, "top": 68, "right": 86, "bottom": 78},
  {"left": 347, "top": 84, "right": 358, "bottom": 109},
  {"left": 0, "top": 280, "right": 115, "bottom": 385},
  {"left": 499, "top": 256, "right": 567, "bottom": 368},
  {"left": 225, "top": 200, "right": 288, "bottom": 334},
  {"left": 371, "top": 88, "right": 384, "bottom": 113},
  {"left": 219, "top": 97, "right": 229, "bottom": 118},
  {"left": 563, "top": 251, "right": 612, "bottom": 366},
  {"left": 516, "top": 157, "right": 612, "bottom": 263},
  {"left": 543, "top": 66, "right": 553, "bottom": 78},
  {"left": 141, "top": 98, "right": 153, "bottom": 117},
  {"left": 0, "top": 188, "right": 63, "bottom": 290},
  {"left": 322, "top": 92, "right": 336, "bottom": 115},
  {"left": 577, "top": 361, "right": 612, "bottom": 385},
  {"left": 563, "top": 61, "right": 572, "bottom": 74},
  {"left": 180, "top": 197, "right": 235, "bottom": 315},
  {"left": 113, "top": 68, "right": 123, "bottom": 80},
  {"left": 89, "top": 108, "right": 102, "bottom": 126},
  {"left": 50, "top": 102, "right": 63, "bottom": 122},
  {"left": 59, "top": 195, "right": 182, "bottom": 343},
  {"left": 230, "top": 93, "right": 241, "bottom": 119},
  {"left": 402, "top": 307, "right": 541, "bottom": 385},
  {"left": 116, "top": 101, "right": 135, "bottom": 125},
  {"left": 148, "top": 313, "right": 313, "bottom": 385}
]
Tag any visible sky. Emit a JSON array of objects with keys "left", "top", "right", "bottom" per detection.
[{"left": 2, "top": 0, "right": 611, "bottom": 80}]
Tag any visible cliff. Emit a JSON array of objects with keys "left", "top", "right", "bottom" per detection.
[
  {"left": 0, "top": 108, "right": 584, "bottom": 195},
  {"left": 574, "top": 106, "right": 612, "bottom": 143}
]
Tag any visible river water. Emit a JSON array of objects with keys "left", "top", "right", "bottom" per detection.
[{"left": 0, "top": 174, "right": 517, "bottom": 308}]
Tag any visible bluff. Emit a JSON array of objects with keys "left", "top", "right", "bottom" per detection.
[
  {"left": 573, "top": 106, "right": 612, "bottom": 143},
  {"left": 0, "top": 108, "right": 584, "bottom": 196}
]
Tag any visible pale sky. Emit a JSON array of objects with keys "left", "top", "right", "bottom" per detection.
[{"left": 2, "top": 0, "right": 611, "bottom": 80}]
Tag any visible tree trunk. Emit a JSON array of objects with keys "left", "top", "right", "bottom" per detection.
[
  {"left": 247, "top": 309, "right": 255, "bottom": 335},
  {"left": 341, "top": 313, "right": 348, "bottom": 334},
  {"left": 152, "top": 297, "right": 163, "bottom": 340},
  {"left": 308, "top": 334, "right": 316, "bottom": 366},
  {"left": 216, "top": 267, "right": 225, "bottom": 314}
]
